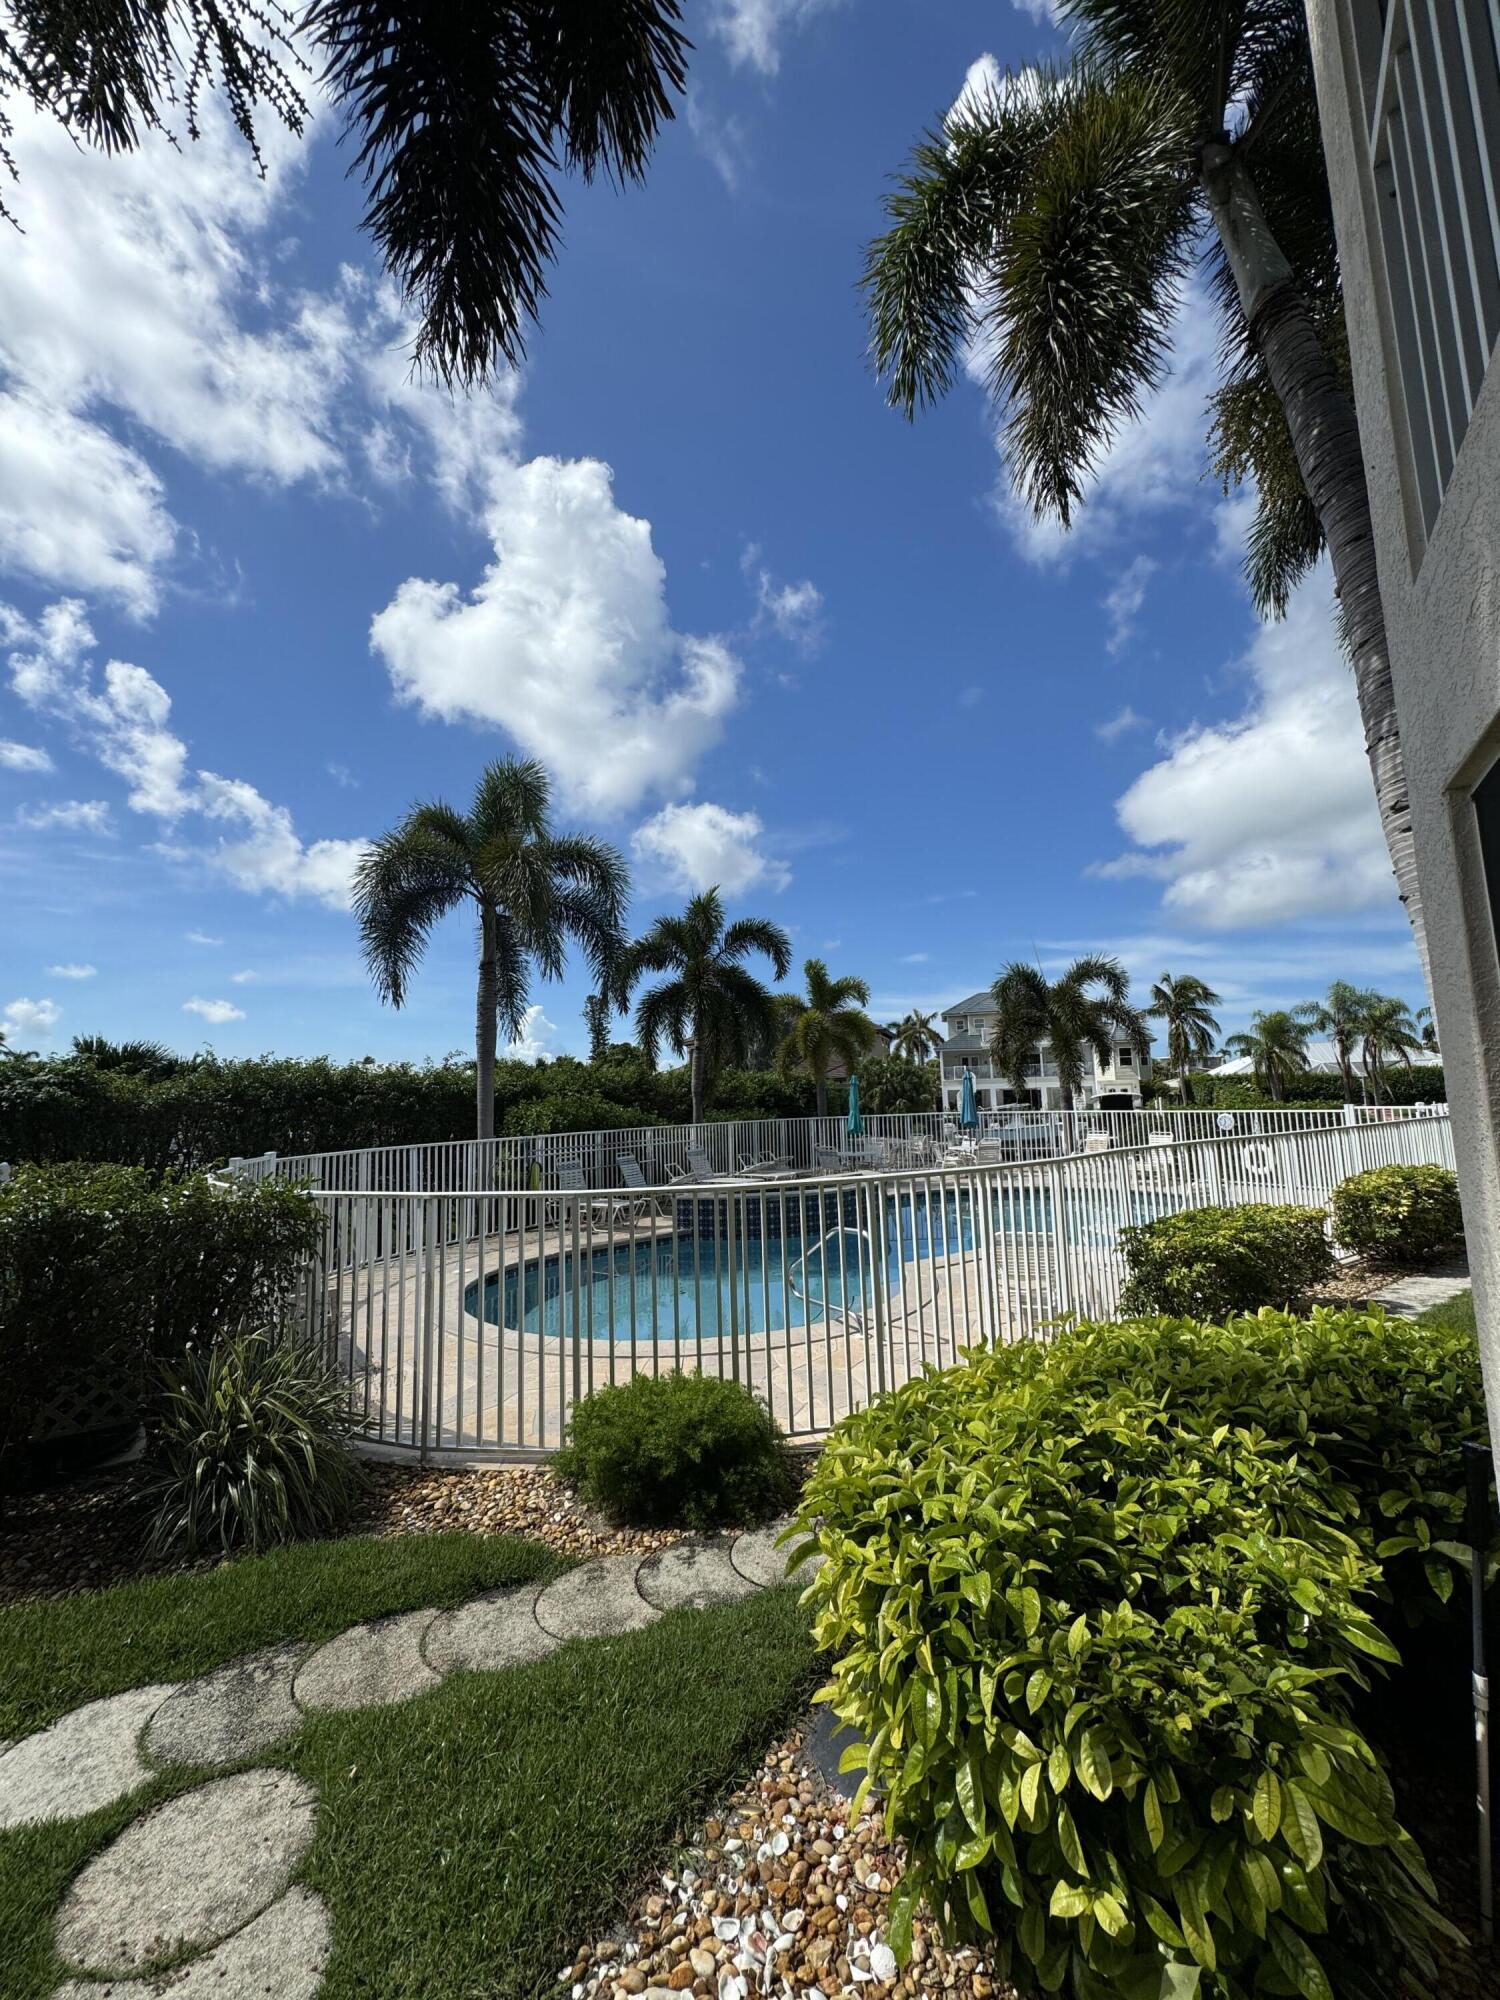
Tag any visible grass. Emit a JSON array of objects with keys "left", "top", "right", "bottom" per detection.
[
  {"left": 0, "top": 1531, "right": 565, "bottom": 1738},
  {"left": 1416, "top": 1287, "right": 1476, "bottom": 1335},
  {"left": 1, "top": 1561, "right": 819, "bottom": 2000}
]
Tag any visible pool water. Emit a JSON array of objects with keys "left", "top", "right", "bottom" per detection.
[{"left": 464, "top": 1184, "right": 1174, "bottom": 1344}]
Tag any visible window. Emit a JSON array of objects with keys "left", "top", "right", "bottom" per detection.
[{"left": 1118, "top": 1047, "right": 1134, "bottom": 1068}]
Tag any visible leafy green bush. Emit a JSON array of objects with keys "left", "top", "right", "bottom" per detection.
[
  {"left": 148, "top": 1330, "right": 363, "bottom": 1556},
  {"left": 0, "top": 1163, "right": 322, "bottom": 1475},
  {"left": 1119, "top": 1203, "right": 1333, "bottom": 1318},
  {"left": 554, "top": 1371, "right": 795, "bottom": 1528},
  {"left": 795, "top": 1312, "right": 1473, "bottom": 1999},
  {"left": 1332, "top": 1164, "right": 1464, "bottom": 1266},
  {"left": 1186, "top": 1069, "right": 1445, "bottom": 1109}
]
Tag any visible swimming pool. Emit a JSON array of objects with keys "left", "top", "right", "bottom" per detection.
[{"left": 463, "top": 1183, "right": 1176, "bottom": 1344}]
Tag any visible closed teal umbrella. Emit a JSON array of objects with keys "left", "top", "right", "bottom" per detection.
[
  {"left": 846, "top": 1073, "right": 863, "bottom": 1138},
  {"left": 959, "top": 1066, "right": 979, "bottom": 1131}
]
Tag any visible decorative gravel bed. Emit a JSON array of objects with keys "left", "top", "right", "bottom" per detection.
[{"left": 555, "top": 1723, "right": 1011, "bottom": 2000}]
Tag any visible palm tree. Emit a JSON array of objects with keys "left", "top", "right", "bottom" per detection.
[
  {"left": 864, "top": 4, "right": 1428, "bottom": 978},
  {"left": 890, "top": 1008, "right": 942, "bottom": 1063},
  {"left": 2, "top": 3, "right": 689, "bottom": 385},
  {"left": 354, "top": 758, "right": 627, "bottom": 1141},
  {"left": 1416, "top": 1005, "right": 1440, "bottom": 1055},
  {"left": 1222, "top": 1010, "right": 1313, "bottom": 1103},
  {"left": 777, "top": 961, "right": 880, "bottom": 1119},
  {"left": 1146, "top": 973, "right": 1222, "bottom": 1105},
  {"left": 990, "top": 956, "right": 1147, "bottom": 1111},
  {"left": 70, "top": 1035, "right": 183, "bottom": 1078},
  {"left": 620, "top": 890, "right": 792, "bottom": 1125},
  {"left": 1359, "top": 993, "right": 1424, "bottom": 1104},
  {"left": 1302, "top": 981, "right": 1374, "bottom": 1101}
]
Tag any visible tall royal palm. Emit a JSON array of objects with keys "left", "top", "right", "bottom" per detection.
[
  {"left": 1359, "top": 993, "right": 1423, "bottom": 1104},
  {"left": 1146, "top": 973, "right": 1222, "bottom": 1105},
  {"left": 354, "top": 758, "right": 627, "bottom": 1141},
  {"left": 991, "top": 956, "right": 1147, "bottom": 1110},
  {"left": 891, "top": 1008, "right": 942, "bottom": 1064},
  {"left": 621, "top": 890, "right": 792, "bottom": 1125},
  {"left": 865, "top": 1, "right": 1427, "bottom": 978},
  {"left": 1303, "top": 980, "right": 1374, "bottom": 1101},
  {"left": 1223, "top": 1009, "right": 1313, "bottom": 1104},
  {"left": 777, "top": 961, "right": 880, "bottom": 1119}
]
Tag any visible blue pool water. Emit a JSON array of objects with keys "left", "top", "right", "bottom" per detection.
[{"left": 464, "top": 1185, "right": 1173, "bottom": 1344}]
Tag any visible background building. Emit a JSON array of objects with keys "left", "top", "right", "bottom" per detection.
[{"left": 937, "top": 992, "right": 1152, "bottom": 1112}]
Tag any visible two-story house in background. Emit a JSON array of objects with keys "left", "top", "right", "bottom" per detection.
[{"left": 936, "top": 992, "right": 1153, "bottom": 1115}]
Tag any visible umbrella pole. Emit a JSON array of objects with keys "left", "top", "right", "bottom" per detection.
[{"left": 1466, "top": 1439, "right": 1494, "bottom": 1950}]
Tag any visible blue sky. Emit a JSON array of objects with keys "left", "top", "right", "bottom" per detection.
[{"left": 0, "top": 0, "right": 1422, "bottom": 1064}]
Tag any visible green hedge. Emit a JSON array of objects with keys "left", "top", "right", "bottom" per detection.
[
  {"left": 1119, "top": 1204, "right": 1333, "bottom": 1319},
  {"left": 0, "top": 1048, "right": 827, "bottom": 1169},
  {"left": 0, "top": 1163, "right": 323, "bottom": 1476},
  {"left": 794, "top": 1310, "right": 1484, "bottom": 1999},
  {"left": 1332, "top": 1165, "right": 1464, "bottom": 1266},
  {"left": 1186, "top": 1067, "right": 1445, "bottom": 1110}
]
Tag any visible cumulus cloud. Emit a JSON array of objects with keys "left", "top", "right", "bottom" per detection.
[
  {"left": 504, "top": 1004, "right": 556, "bottom": 1062},
  {"left": 48, "top": 963, "right": 97, "bottom": 979},
  {"left": 1094, "top": 569, "right": 1393, "bottom": 927},
  {"left": 632, "top": 801, "right": 791, "bottom": 896},
  {"left": 5, "top": 600, "right": 366, "bottom": 908},
  {"left": 0, "top": 738, "right": 52, "bottom": 771},
  {"left": 372, "top": 456, "right": 741, "bottom": 816},
  {"left": 184, "top": 996, "right": 246, "bottom": 1025},
  {"left": 15, "top": 799, "right": 112, "bottom": 833},
  {"left": 3, "top": 995, "right": 60, "bottom": 1045}
]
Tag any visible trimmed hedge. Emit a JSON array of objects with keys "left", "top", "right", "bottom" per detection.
[
  {"left": 794, "top": 1309, "right": 1484, "bottom": 1999},
  {"left": 0, "top": 1163, "right": 323, "bottom": 1477},
  {"left": 1119, "top": 1203, "right": 1333, "bottom": 1319},
  {"left": 1332, "top": 1164, "right": 1464, "bottom": 1266},
  {"left": 554, "top": 1371, "right": 796, "bottom": 1528},
  {"left": 1186, "top": 1067, "right": 1445, "bottom": 1110}
]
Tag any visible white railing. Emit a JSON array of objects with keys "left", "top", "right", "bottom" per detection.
[
  {"left": 232, "top": 1102, "right": 1443, "bottom": 1204},
  {"left": 1361, "top": 0, "right": 1500, "bottom": 539},
  {"left": 288, "top": 1110, "right": 1456, "bottom": 1462}
]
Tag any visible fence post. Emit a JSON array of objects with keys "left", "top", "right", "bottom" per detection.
[
  {"left": 418, "top": 1197, "right": 436, "bottom": 1465},
  {"left": 727, "top": 1192, "right": 742, "bottom": 1385}
]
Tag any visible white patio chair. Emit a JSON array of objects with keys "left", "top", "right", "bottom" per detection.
[{"left": 615, "top": 1153, "right": 668, "bottom": 1219}]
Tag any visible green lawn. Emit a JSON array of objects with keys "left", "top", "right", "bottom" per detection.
[
  {"left": 1, "top": 1539, "right": 820, "bottom": 2000},
  {"left": 1416, "top": 1287, "right": 1476, "bottom": 1335},
  {"left": 0, "top": 1531, "right": 566, "bottom": 1738}
]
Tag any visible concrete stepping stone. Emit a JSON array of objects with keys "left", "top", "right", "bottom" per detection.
[
  {"left": 637, "top": 1543, "right": 758, "bottom": 1612},
  {"left": 145, "top": 1644, "right": 309, "bottom": 1768},
  {"left": 729, "top": 1519, "right": 808, "bottom": 1588},
  {"left": 293, "top": 1609, "right": 440, "bottom": 1712},
  {"left": 52, "top": 1885, "right": 332, "bottom": 1999},
  {"left": 424, "top": 1585, "right": 559, "bottom": 1675},
  {"left": 55, "top": 1768, "right": 317, "bottom": 1976},
  {"left": 0, "top": 1685, "right": 174, "bottom": 1830},
  {"left": 534, "top": 1554, "right": 660, "bottom": 1641}
]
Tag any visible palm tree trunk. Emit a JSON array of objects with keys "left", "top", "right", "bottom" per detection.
[
  {"left": 476, "top": 903, "right": 498, "bottom": 1142},
  {"left": 815, "top": 1075, "right": 829, "bottom": 1120},
  {"left": 1204, "top": 148, "right": 1431, "bottom": 993},
  {"left": 689, "top": 1030, "right": 705, "bottom": 1125}
]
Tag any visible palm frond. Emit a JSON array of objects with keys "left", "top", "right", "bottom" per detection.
[
  {"left": 720, "top": 915, "right": 793, "bottom": 981},
  {"left": 352, "top": 825, "right": 470, "bottom": 1006}
]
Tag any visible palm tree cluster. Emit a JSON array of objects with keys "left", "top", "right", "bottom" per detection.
[
  {"left": 1146, "top": 973, "right": 1222, "bottom": 1105},
  {"left": 776, "top": 961, "right": 880, "bottom": 1119},
  {"left": 1222, "top": 985, "right": 1431, "bottom": 1103},
  {"left": 988, "top": 956, "right": 1148, "bottom": 1108}
]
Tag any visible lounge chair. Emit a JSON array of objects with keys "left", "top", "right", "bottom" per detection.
[
  {"left": 814, "top": 1147, "right": 847, "bottom": 1174},
  {"left": 616, "top": 1153, "right": 669, "bottom": 1217},
  {"left": 737, "top": 1149, "right": 795, "bottom": 1178},
  {"left": 545, "top": 1160, "right": 589, "bottom": 1225}
]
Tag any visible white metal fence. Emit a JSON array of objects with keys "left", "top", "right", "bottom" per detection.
[
  {"left": 233, "top": 1102, "right": 1443, "bottom": 1202},
  {"left": 280, "top": 1110, "right": 1456, "bottom": 1463}
]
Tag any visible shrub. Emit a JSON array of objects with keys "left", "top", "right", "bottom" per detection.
[
  {"left": 554, "top": 1371, "right": 795, "bottom": 1528},
  {"left": 148, "top": 1330, "right": 363, "bottom": 1556},
  {"left": 1118, "top": 1202, "right": 1333, "bottom": 1318},
  {"left": 1332, "top": 1164, "right": 1464, "bottom": 1265},
  {"left": 795, "top": 1313, "right": 1471, "bottom": 1999},
  {"left": 0, "top": 1163, "right": 323, "bottom": 1476}
]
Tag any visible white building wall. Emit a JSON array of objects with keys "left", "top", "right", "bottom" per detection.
[{"left": 1309, "top": 3, "right": 1500, "bottom": 1441}]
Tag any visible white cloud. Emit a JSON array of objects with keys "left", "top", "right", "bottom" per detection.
[
  {"left": 632, "top": 801, "right": 791, "bottom": 897},
  {"left": 230, "top": 970, "right": 258, "bottom": 984},
  {"left": 1104, "top": 556, "right": 1157, "bottom": 653},
  {"left": 4, "top": 600, "right": 366, "bottom": 908},
  {"left": 186, "top": 931, "right": 224, "bottom": 947},
  {"left": 326, "top": 762, "right": 359, "bottom": 789},
  {"left": 184, "top": 996, "right": 246, "bottom": 1025},
  {"left": 372, "top": 456, "right": 741, "bottom": 816},
  {"left": 1096, "top": 569, "right": 1394, "bottom": 927},
  {"left": 15, "top": 799, "right": 112, "bottom": 832},
  {"left": 1010, "top": 0, "right": 1065, "bottom": 23},
  {"left": 504, "top": 1004, "right": 557, "bottom": 1062},
  {"left": 686, "top": 88, "right": 750, "bottom": 193},
  {"left": 1095, "top": 705, "right": 1147, "bottom": 744},
  {"left": 0, "top": 738, "right": 53, "bottom": 772},
  {"left": 710, "top": 0, "right": 845, "bottom": 74},
  {"left": 743, "top": 545, "right": 825, "bottom": 651},
  {"left": 900, "top": 952, "right": 931, "bottom": 964},
  {"left": 3, "top": 995, "right": 61, "bottom": 1045},
  {"left": 48, "top": 963, "right": 97, "bottom": 979}
]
